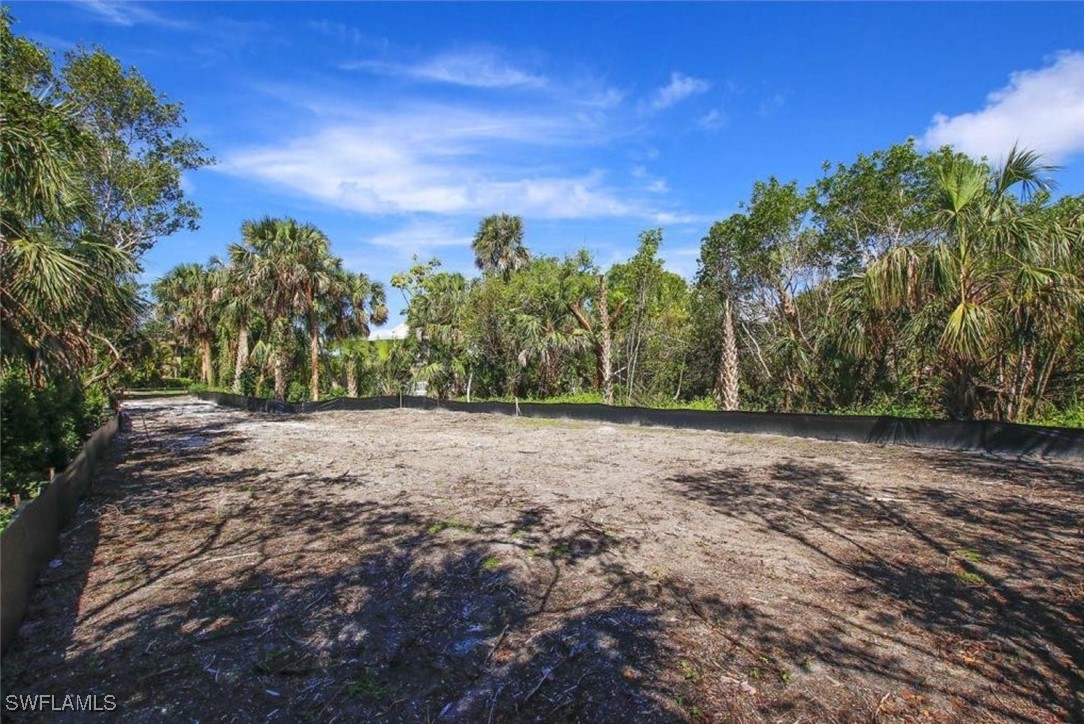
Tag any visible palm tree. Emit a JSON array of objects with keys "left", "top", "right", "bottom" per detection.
[
  {"left": 326, "top": 269, "right": 388, "bottom": 343},
  {"left": 407, "top": 272, "right": 471, "bottom": 399},
  {"left": 368, "top": 340, "right": 413, "bottom": 396},
  {"left": 325, "top": 269, "right": 389, "bottom": 396},
  {"left": 514, "top": 312, "right": 588, "bottom": 396},
  {"left": 860, "top": 146, "right": 1080, "bottom": 419},
  {"left": 472, "top": 213, "right": 530, "bottom": 280},
  {"left": 1, "top": 18, "right": 139, "bottom": 382},
  {"left": 698, "top": 218, "right": 750, "bottom": 411},
  {"left": 215, "top": 250, "right": 260, "bottom": 396},
  {"left": 152, "top": 263, "right": 219, "bottom": 386},
  {"left": 231, "top": 217, "right": 384, "bottom": 401}
]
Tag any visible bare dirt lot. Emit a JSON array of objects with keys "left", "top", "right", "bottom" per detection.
[{"left": 2, "top": 397, "right": 1082, "bottom": 722}]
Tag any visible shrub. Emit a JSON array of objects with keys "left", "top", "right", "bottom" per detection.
[
  {"left": 1028, "top": 404, "right": 1084, "bottom": 429},
  {"left": 239, "top": 368, "right": 258, "bottom": 396},
  {"left": 286, "top": 381, "right": 307, "bottom": 403},
  {"left": 0, "top": 367, "right": 112, "bottom": 505}
]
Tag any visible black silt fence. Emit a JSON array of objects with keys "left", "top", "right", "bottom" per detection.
[
  {"left": 1, "top": 416, "right": 121, "bottom": 654},
  {"left": 194, "top": 392, "right": 1084, "bottom": 461}
]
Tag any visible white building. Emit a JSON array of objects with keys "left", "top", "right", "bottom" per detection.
[{"left": 369, "top": 322, "right": 410, "bottom": 341}]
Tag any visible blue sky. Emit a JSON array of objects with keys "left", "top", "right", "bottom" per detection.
[{"left": 13, "top": 1, "right": 1084, "bottom": 324}]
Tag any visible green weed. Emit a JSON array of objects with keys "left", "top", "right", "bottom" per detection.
[
  {"left": 548, "top": 544, "right": 571, "bottom": 559},
  {"left": 679, "top": 660, "right": 701, "bottom": 683},
  {"left": 345, "top": 675, "right": 391, "bottom": 700},
  {"left": 955, "top": 570, "right": 985, "bottom": 586},
  {"left": 427, "top": 520, "right": 474, "bottom": 535}
]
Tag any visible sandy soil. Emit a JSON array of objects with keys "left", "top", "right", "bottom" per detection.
[{"left": 2, "top": 397, "right": 1081, "bottom": 722}]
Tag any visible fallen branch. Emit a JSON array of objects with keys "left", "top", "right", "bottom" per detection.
[
  {"left": 201, "top": 552, "right": 260, "bottom": 565},
  {"left": 479, "top": 625, "right": 509, "bottom": 669},
  {"left": 523, "top": 666, "right": 556, "bottom": 703}
]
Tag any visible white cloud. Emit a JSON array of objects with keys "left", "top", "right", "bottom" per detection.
[
  {"left": 345, "top": 49, "right": 548, "bottom": 90},
  {"left": 368, "top": 219, "right": 471, "bottom": 251},
  {"left": 73, "top": 0, "right": 190, "bottom": 28},
  {"left": 697, "top": 109, "right": 725, "bottom": 130},
  {"left": 757, "top": 93, "right": 786, "bottom": 117},
  {"left": 308, "top": 20, "right": 384, "bottom": 50},
  {"left": 630, "top": 165, "right": 669, "bottom": 194},
  {"left": 662, "top": 245, "right": 702, "bottom": 281},
  {"left": 28, "top": 32, "right": 76, "bottom": 51},
  {"left": 648, "top": 73, "right": 710, "bottom": 111},
  {"left": 922, "top": 51, "right": 1084, "bottom": 163},
  {"left": 221, "top": 102, "right": 672, "bottom": 221}
]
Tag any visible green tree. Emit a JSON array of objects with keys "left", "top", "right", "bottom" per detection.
[
  {"left": 697, "top": 217, "right": 752, "bottom": 410},
  {"left": 152, "top": 263, "right": 220, "bottom": 386},
  {"left": 568, "top": 264, "right": 626, "bottom": 405},
  {"left": 609, "top": 230, "right": 691, "bottom": 405},
  {"left": 217, "top": 250, "right": 260, "bottom": 393},
  {"left": 1, "top": 13, "right": 210, "bottom": 386},
  {"left": 152, "top": 260, "right": 220, "bottom": 383},
  {"left": 407, "top": 270, "right": 472, "bottom": 399},
  {"left": 58, "top": 43, "right": 213, "bottom": 257},
  {"left": 230, "top": 218, "right": 331, "bottom": 401},
  {"left": 0, "top": 15, "right": 137, "bottom": 381},
  {"left": 472, "top": 213, "right": 530, "bottom": 280},
  {"left": 860, "top": 147, "right": 1082, "bottom": 419},
  {"left": 814, "top": 140, "right": 943, "bottom": 272},
  {"left": 325, "top": 269, "right": 389, "bottom": 395}
]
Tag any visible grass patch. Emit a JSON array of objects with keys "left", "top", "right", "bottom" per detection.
[
  {"left": 548, "top": 544, "right": 571, "bottom": 559},
  {"left": 481, "top": 555, "right": 501, "bottom": 571},
  {"left": 427, "top": 519, "right": 475, "bottom": 535},
  {"left": 955, "top": 570, "right": 985, "bottom": 586},
  {"left": 345, "top": 675, "right": 391, "bottom": 701}
]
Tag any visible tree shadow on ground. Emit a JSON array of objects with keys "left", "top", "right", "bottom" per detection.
[
  {"left": 2, "top": 409, "right": 687, "bottom": 722},
  {"left": 667, "top": 456, "right": 1083, "bottom": 721}
]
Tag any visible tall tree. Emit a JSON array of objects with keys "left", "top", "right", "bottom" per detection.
[
  {"left": 1, "top": 13, "right": 210, "bottom": 386},
  {"left": 698, "top": 217, "right": 750, "bottom": 410},
  {"left": 860, "top": 147, "right": 1081, "bottom": 419},
  {"left": 231, "top": 217, "right": 334, "bottom": 401},
  {"left": 730, "top": 179, "right": 830, "bottom": 410},
  {"left": 58, "top": 43, "right": 213, "bottom": 257},
  {"left": 152, "top": 263, "right": 219, "bottom": 386},
  {"left": 326, "top": 269, "right": 389, "bottom": 395},
  {"left": 568, "top": 273, "right": 626, "bottom": 405},
  {"left": 1, "top": 16, "right": 134, "bottom": 381},
  {"left": 213, "top": 251, "right": 259, "bottom": 393},
  {"left": 472, "top": 213, "right": 530, "bottom": 280}
]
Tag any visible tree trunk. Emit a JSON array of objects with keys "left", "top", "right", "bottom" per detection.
[
  {"left": 309, "top": 311, "right": 320, "bottom": 402},
  {"left": 599, "top": 275, "right": 614, "bottom": 405},
  {"left": 346, "top": 358, "right": 358, "bottom": 397},
  {"left": 273, "top": 351, "right": 285, "bottom": 401},
  {"left": 199, "top": 336, "right": 214, "bottom": 386},
  {"left": 715, "top": 297, "right": 739, "bottom": 410},
  {"left": 232, "top": 324, "right": 249, "bottom": 393}
]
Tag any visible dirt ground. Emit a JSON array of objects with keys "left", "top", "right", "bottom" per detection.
[{"left": 2, "top": 397, "right": 1082, "bottom": 723}]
